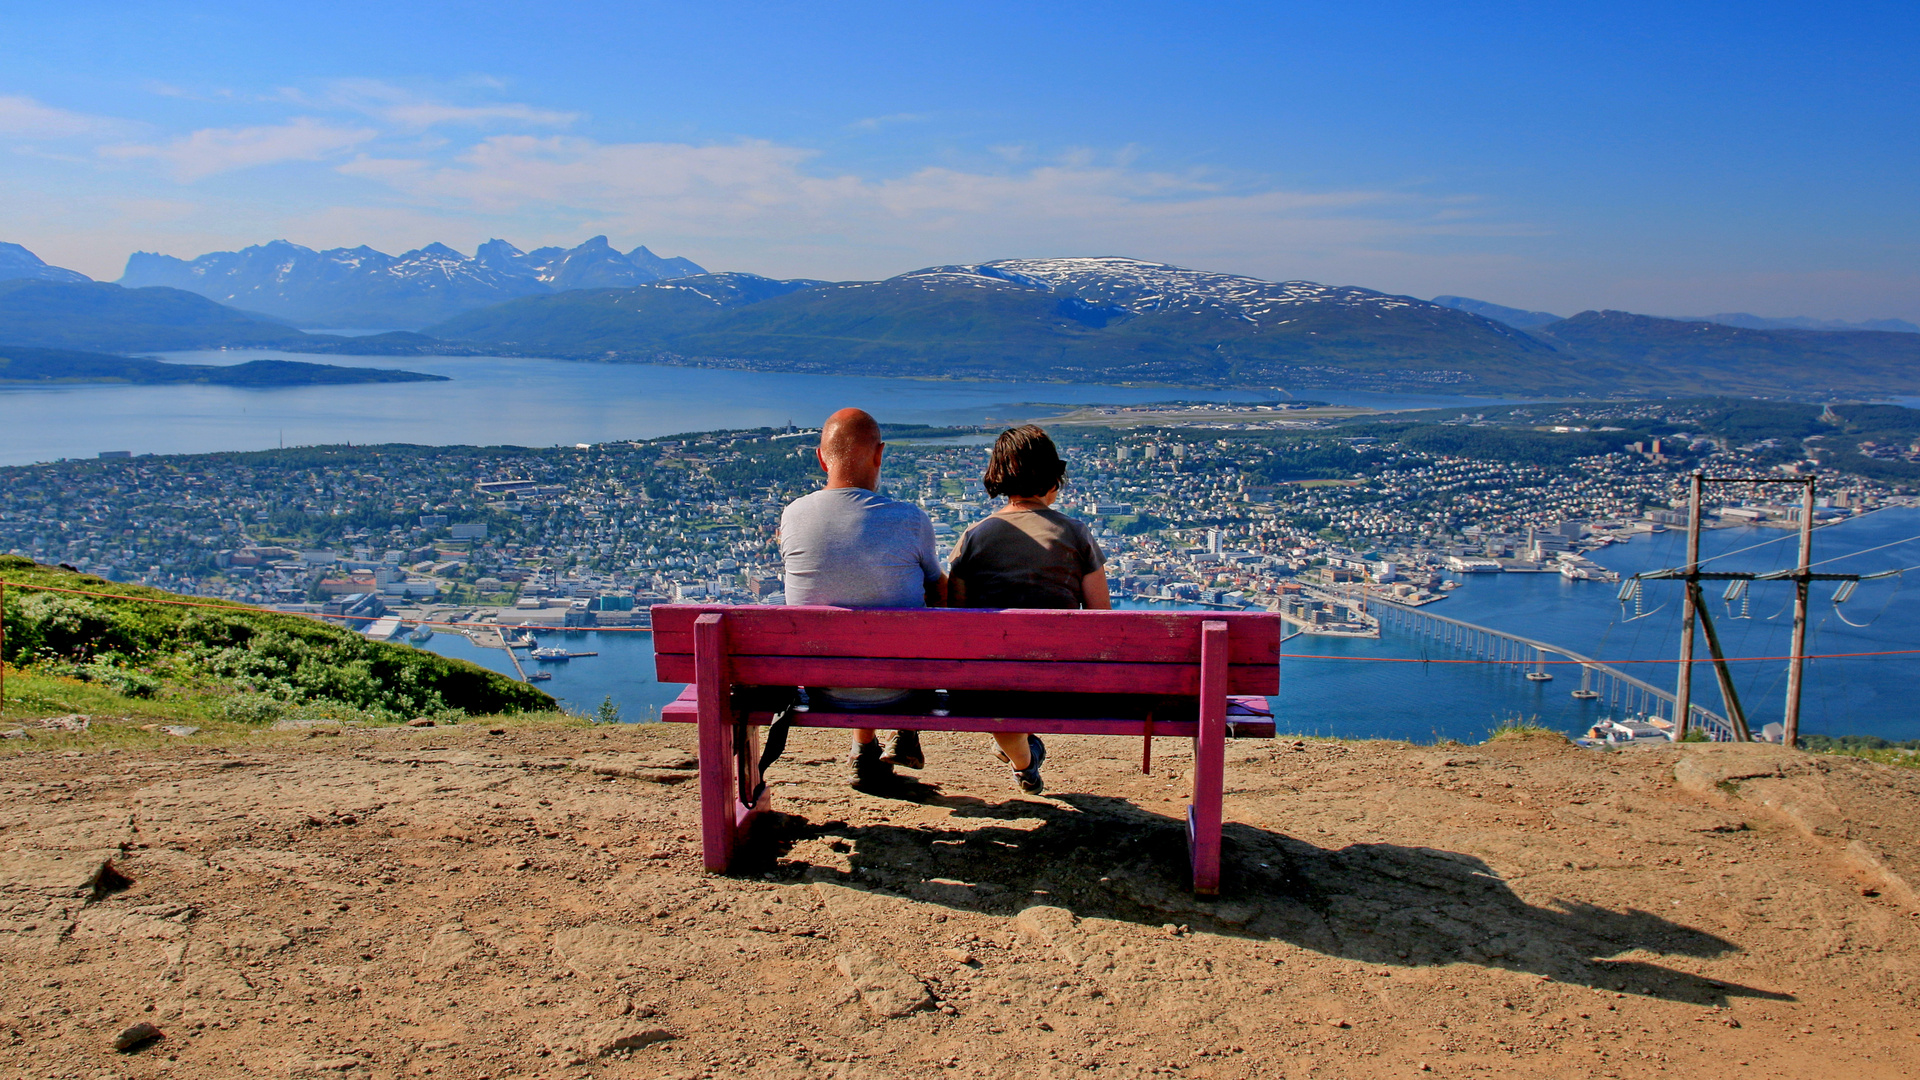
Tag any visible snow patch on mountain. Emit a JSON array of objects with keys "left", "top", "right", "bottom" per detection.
[
  {"left": 0, "top": 242, "right": 91, "bottom": 285},
  {"left": 119, "top": 237, "right": 707, "bottom": 328},
  {"left": 907, "top": 256, "right": 1451, "bottom": 329}
]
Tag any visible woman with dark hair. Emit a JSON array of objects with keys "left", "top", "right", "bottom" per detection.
[{"left": 948, "top": 424, "right": 1111, "bottom": 794}]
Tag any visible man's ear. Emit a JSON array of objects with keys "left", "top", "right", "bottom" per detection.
[
  {"left": 872, "top": 442, "right": 886, "bottom": 468},
  {"left": 816, "top": 447, "right": 831, "bottom": 474}
]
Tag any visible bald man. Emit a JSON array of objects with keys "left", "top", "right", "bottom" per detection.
[{"left": 778, "top": 408, "right": 945, "bottom": 790}]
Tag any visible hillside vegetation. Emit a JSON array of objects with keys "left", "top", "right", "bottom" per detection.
[{"left": 0, "top": 556, "right": 552, "bottom": 727}]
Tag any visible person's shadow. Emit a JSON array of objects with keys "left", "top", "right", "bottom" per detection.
[{"left": 750, "top": 791, "right": 1789, "bottom": 1007}]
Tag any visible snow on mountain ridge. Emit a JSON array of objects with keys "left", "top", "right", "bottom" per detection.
[
  {"left": 908, "top": 256, "right": 1439, "bottom": 329},
  {"left": 119, "top": 237, "right": 707, "bottom": 328}
]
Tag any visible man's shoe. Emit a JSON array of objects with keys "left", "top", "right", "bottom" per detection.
[
  {"left": 884, "top": 729, "right": 925, "bottom": 770},
  {"left": 848, "top": 740, "right": 897, "bottom": 790},
  {"left": 1013, "top": 735, "right": 1046, "bottom": 795}
]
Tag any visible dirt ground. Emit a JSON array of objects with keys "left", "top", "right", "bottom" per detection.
[{"left": 4, "top": 720, "right": 1920, "bottom": 1080}]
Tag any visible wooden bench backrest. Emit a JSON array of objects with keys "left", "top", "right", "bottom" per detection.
[{"left": 652, "top": 606, "right": 1280, "bottom": 696}]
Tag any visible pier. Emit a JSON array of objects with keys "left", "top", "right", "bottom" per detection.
[{"left": 1373, "top": 600, "right": 1737, "bottom": 740}]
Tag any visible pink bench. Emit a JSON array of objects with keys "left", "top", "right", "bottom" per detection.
[{"left": 652, "top": 605, "right": 1281, "bottom": 895}]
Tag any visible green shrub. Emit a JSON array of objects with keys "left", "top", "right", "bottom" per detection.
[{"left": 221, "top": 694, "right": 290, "bottom": 725}]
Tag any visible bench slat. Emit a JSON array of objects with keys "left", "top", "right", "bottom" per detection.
[
  {"left": 651, "top": 606, "right": 1280, "bottom": 666},
  {"left": 659, "top": 689, "right": 1277, "bottom": 739},
  {"left": 654, "top": 653, "right": 1275, "bottom": 695}
]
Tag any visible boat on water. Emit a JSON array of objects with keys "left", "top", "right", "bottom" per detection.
[
  {"left": 1525, "top": 670, "right": 1554, "bottom": 682},
  {"left": 1571, "top": 689, "right": 1599, "bottom": 699},
  {"left": 527, "top": 671, "right": 553, "bottom": 681},
  {"left": 530, "top": 647, "right": 571, "bottom": 661}
]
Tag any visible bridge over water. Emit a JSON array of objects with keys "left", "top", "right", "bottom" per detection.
[{"left": 1371, "top": 600, "right": 1737, "bottom": 741}]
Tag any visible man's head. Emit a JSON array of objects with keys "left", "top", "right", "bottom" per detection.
[{"left": 818, "top": 407, "right": 884, "bottom": 490}]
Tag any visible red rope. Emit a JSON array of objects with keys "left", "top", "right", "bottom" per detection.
[{"left": 4, "top": 579, "right": 1917, "bottom": 667}]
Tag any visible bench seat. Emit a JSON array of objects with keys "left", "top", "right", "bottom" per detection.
[{"left": 661, "top": 685, "right": 1277, "bottom": 739}]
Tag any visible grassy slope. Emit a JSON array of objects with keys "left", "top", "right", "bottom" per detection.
[{"left": 0, "top": 556, "right": 553, "bottom": 731}]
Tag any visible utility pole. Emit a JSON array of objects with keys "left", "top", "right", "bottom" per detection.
[
  {"left": 1640, "top": 474, "right": 1869, "bottom": 744},
  {"left": 1783, "top": 477, "right": 1817, "bottom": 746},
  {"left": 1673, "top": 473, "right": 1704, "bottom": 740}
]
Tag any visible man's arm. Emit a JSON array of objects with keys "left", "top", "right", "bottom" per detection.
[{"left": 926, "top": 573, "right": 948, "bottom": 608}]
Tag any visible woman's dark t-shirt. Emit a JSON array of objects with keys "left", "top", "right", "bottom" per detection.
[{"left": 949, "top": 507, "right": 1106, "bottom": 609}]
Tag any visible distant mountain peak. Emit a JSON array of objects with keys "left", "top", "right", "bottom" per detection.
[
  {"left": 1684, "top": 311, "right": 1919, "bottom": 335},
  {"left": 0, "top": 242, "right": 92, "bottom": 285},
  {"left": 1430, "top": 295, "right": 1564, "bottom": 330},
  {"left": 117, "top": 237, "right": 707, "bottom": 329}
]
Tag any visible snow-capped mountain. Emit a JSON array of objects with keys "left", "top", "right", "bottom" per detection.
[
  {"left": 0, "top": 242, "right": 91, "bottom": 285},
  {"left": 924, "top": 257, "right": 1433, "bottom": 323},
  {"left": 427, "top": 254, "right": 1565, "bottom": 390},
  {"left": 119, "top": 236, "right": 705, "bottom": 329}
]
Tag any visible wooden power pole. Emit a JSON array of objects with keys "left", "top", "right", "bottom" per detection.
[
  {"left": 1673, "top": 474, "right": 1704, "bottom": 740},
  {"left": 1783, "top": 477, "right": 1817, "bottom": 746}
]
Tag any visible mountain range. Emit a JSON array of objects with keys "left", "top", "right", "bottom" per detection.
[
  {"left": 4, "top": 242, "right": 1918, "bottom": 398},
  {"left": 1434, "top": 294, "right": 1919, "bottom": 335},
  {"left": 428, "top": 258, "right": 1555, "bottom": 389},
  {"left": 116, "top": 236, "right": 706, "bottom": 329},
  {"left": 424, "top": 257, "right": 1920, "bottom": 397}
]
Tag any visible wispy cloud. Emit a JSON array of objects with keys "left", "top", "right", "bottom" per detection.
[
  {"left": 330, "top": 133, "right": 1494, "bottom": 282},
  {"left": 321, "top": 79, "right": 578, "bottom": 131},
  {"left": 103, "top": 117, "right": 378, "bottom": 181},
  {"left": 0, "top": 95, "right": 125, "bottom": 137},
  {"left": 847, "top": 112, "right": 929, "bottom": 132}
]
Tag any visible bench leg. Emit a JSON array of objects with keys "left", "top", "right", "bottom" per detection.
[
  {"left": 694, "top": 612, "right": 767, "bottom": 874},
  {"left": 1189, "top": 621, "right": 1228, "bottom": 896},
  {"left": 696, "top": 712, "right": 770, "bottom": 873}
]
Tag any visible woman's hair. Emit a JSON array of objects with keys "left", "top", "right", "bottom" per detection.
[{"left": 982, "top": 425, "right": 1067, "bottom": 499}]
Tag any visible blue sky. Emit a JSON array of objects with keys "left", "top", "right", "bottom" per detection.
[{"left": 2, "top": 1, "right": 1915, "bottom": 320}]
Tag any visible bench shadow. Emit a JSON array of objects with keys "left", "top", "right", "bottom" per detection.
[{"left": 746, "top": 792, "right": 1790, "bottom": 1008}]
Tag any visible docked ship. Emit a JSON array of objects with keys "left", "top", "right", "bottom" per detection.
[{"left": 530, "top": 646, "right": 572, "bottom": 661}]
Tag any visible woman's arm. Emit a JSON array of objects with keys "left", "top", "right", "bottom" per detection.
[
  {"left": 948, "top": 576, "right": 968, "bottom": 608},
  {"left": 1081, "top": 568, "right": 1112, "bottom": 610}
]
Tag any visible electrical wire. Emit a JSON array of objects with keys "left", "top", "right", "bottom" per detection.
[
  {"left": 9, "top": 577, "right": 1920, "bottom": 666},
  {"left": 1681, "top": 504, "right": 1898, "bottom": 570},
  {"left": 1802, "top": 534, "right": 1920, "bottom": 570}
]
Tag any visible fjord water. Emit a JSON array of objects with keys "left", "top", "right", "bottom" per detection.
[
  {"left": 417, "top": 508, "right": 1920, "bottom": 743},
  {"left": 0, "top": 348, "right": 1509, "bottom": 465}
]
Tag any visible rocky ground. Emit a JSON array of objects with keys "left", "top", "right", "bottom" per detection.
[{"left": 3, "top": 721, "right": 1920, "bottom": 1080}]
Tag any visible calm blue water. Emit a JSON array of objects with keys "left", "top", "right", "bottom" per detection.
[
  {"left": 1270, "top": 508, "right": 1920, "bottom": 742},
  {"left": 415, "top": 508, "right": 1920, "bottom": 742},
  {"left": 0, "top": 349, "right": 1516, "bottom": 465}
]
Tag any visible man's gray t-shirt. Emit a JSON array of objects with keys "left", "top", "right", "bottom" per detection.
[{"left": 779, "top": 487, "right": 940, "bottom": 608}]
